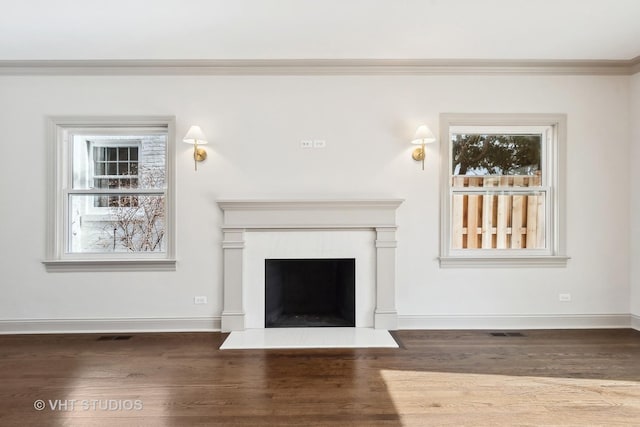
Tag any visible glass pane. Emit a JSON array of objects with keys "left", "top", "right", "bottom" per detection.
[
  {"left": 107, "top": 163, "right": 117, "bottom": 175},
  {"left": 69, "top": 194, "right": 166, "bottom": 253},
  {"left": 130, "top": 162, "right": 138, "bottom": 175},
  {"left": 94, "top": 147, "right": 105, "bottom": 162},
  {"left": 452, "top": 134, "right": 542, "bottom": 177},
  {"left": 129, "top": 148, "right": 138, "bottom": 161},
  {"left": 118, "top": 147, "right": 129, "bottom": 161},
  {"left": 93, "top": 195, "right": 108, "bottom": 207},
  {"left": 450, "top": 191, "right": 545, "bottom": 250},
  {"left": 93, "top": 179, "right": 108, "bottom": 189},
  {"left": 108, "top": 196, "right": 120, "bottom": 207},
  {"left": 95, "top": 163, "right": 105, "bottom": 176},
  {"left": 106, "top": 147, "right": 117, "bottom": 161}
]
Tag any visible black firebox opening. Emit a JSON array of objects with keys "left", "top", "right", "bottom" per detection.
[{"left": 265, "top": 258, "right": 355, "bottom": 328}]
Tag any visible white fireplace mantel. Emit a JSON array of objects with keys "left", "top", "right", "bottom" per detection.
[{"left": 217, "top": 199, "right": 404, "bottom": 332}]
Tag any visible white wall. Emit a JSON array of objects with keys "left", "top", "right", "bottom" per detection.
[
  {"left": 0, "top": 73, "right": 632, "bottom": 332},
  {"left": 630, "top": 72, "right": 640, "bottom": 329}
]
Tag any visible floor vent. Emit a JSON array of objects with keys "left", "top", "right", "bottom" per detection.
[
  {"left": 97, "top": 335, "right": 133, "bottom": 341},
  {"left": 490, "top": 332, "right": 525, "bottom": 337}
]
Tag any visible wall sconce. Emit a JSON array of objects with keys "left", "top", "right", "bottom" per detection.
[
  {"left": 411, "top": 125, "right": 436, "bottom": 170},
  {"left": 183, "top": 125, "right": 208, "bottom": 171}
]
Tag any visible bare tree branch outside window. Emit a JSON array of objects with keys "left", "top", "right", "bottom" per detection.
[{"left": 95, "top": 166, "right": 165, "bottom": 252}]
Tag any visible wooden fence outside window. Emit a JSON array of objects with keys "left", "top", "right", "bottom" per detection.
[{"left": 451, "top": 175, "right": 545, "bottom": 249}]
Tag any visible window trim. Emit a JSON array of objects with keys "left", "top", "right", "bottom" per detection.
[
  {"left": 439, "top": 113, "right": 569, "bottom": 268},
  {"left": 43, "top": 116, "right": 176, "bottom": 272}
]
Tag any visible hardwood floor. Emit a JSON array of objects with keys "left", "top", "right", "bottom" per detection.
[{"left": 1, "top": 329, "right": 639, "bottom": 426}]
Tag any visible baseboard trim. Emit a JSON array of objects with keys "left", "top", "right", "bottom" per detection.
[
  {"left": 2, "top": 314, "right": 633, "bottom": 334},
  {"left": 0, "top": 317, "right": 221, "bottom": 335},
  {"left": 398, "top": 314, "right": 632, "bottom": 330}
]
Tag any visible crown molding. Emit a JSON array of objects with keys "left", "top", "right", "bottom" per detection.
[{"left": 0, "top": 58, "right": 638, "bottom": 76}]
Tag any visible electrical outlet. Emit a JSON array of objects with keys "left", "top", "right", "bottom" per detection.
[
  {"left": 313, "top": 139, "right": 326, "bottom": 148},
  {"left": 558, "top": 293, "right": 571, "bottom": 302},
  {"left": 300, "top": 140, "right": 313, "bottom": 148},
  {"left": 194, "top": 296, "right": 208, "bottom": 304}
]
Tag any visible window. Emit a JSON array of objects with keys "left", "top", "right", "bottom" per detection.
[
  {"left": 44, "top": 117, "right": 176, "bottom": 271},
  {"left": 439, "top": 114, "right": 568, "bottom": 267},
  {"left": 92, "top": 144, "right": 139, "bottom": 207}
]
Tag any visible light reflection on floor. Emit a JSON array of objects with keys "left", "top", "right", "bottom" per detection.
[{"left": 379, "top": 369, "right": 640, "bottom": 425}]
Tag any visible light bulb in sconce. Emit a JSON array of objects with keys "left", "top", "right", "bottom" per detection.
[
  {"left": 411, "top": 125, "right": 436, "bottom": 170},
  {"left": 183, "top": 125, "right": 208, "bottom": 171}
]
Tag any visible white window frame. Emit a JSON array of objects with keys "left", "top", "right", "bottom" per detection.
[
  {"left": 43, "top": 116, "right": 176, "bottom": 272},
  {"left": 439, "top": 113, "right": 569, "bottom": 268}
]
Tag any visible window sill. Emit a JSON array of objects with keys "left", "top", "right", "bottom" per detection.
[
  {"left": 439, "top": 256, "right": 570, "bottom": 268},
  {"left": 43, "top": 259, "right": 177, "bottom": 272}
]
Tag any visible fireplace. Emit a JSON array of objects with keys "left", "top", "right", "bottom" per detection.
[
  {"left": 217, "top": 199, "right": 403, "bottom": 332},
  {"left": 265, "top": 258, "right": 356, "bottom": 328}
]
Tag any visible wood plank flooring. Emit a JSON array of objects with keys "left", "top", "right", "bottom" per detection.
[{"left": 1, "top": 329, "right": 639, "bottom": 426}]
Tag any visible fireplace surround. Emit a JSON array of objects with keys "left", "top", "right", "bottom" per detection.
[{"left": 217, "top": 199, "right": 403, "bottom": 332}]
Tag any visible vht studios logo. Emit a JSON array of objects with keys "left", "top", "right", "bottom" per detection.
[{"left": 34, "top": 399, "right": 143, "bottom": 411}]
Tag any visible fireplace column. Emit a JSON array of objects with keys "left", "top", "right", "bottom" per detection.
[
  {"left": 374, "top": 227, "right": 398, "bottom": 330},
  {"left": 221, "top": 228, "right": 246, "bottom": 332}
]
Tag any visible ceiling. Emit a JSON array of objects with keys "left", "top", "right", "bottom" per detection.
[{"left": 2, "top": 0, "right": 639, "bottom": 61}]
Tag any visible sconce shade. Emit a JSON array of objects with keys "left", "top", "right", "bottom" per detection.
[
  {"left": 183, "top": 125, "right": 208, "bottom": 145},
  {"left": 411, "top": 125, "right": 436, "bottom": 145}
]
